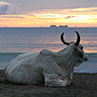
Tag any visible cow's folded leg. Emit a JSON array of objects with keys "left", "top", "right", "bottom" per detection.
[
  {"left": 44, "top": 73, "right": 69, "bottom": 87},
  {"left": 47, "top": 79, "right": 69, "bottom": 87}
]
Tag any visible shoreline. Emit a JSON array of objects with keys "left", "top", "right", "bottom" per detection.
[{"left": 0, "top": 70, "right": 97, "bottom": 97}]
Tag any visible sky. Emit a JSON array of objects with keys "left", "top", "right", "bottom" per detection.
[{"left": 0, "top": 0, "right": 97, "bottom": 27}]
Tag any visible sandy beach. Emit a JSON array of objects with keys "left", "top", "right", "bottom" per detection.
[{"left": 0, "top": 70, "right": 97, "bottom": 97}]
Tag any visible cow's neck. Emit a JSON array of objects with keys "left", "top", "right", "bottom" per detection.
[{"left": 55, "top": 47, "right": 77, "bottom": 71}]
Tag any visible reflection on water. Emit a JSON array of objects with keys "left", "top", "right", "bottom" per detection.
[{"left": 0, "top": 27, "right": 97, "bottom": 53}]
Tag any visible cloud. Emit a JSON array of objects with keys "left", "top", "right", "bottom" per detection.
[
  {"left": 0, "top": 15, "right": 25, "bottom": 18},
  {"left": 0, "top": 2, "right": 9, "bottom": 5},
  {"left": 66, "top": 7, "right": 97, "bottom": 12},
  {"left": 0, "top": 2, "right": 10, "bottom": 15},
  {"left": 26, "top": 7, "right": 97, "bottom": 20},
  {"left": 0, "top": 5, "right": 97, "bottom": 27}
]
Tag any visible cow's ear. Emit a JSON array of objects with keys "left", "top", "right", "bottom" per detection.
[{"left": 80, "top": 46, "right": 83, "bottom": 50}]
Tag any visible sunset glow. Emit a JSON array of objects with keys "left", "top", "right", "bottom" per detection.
[{"left": 0, "top": 7, "right": 97, "bottom": 27}]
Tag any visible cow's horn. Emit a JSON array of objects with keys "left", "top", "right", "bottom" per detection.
[
  {"left": 60, "top": 32, "right": 70, "bottom": 45},
  {"left": 75, "top": 31, "right": 80, "bottom": 46}
]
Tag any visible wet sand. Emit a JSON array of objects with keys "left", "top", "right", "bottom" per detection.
[{"left": 0, "top": 70, "right": 97, "bottom": 97}]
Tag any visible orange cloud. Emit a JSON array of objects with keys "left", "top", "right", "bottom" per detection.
[{"left": 0, "top": 7, "right": 97, "bottom": 27}]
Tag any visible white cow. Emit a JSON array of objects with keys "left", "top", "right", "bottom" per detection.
[{"left": 5, "top": 31, "right": 88, "bottom": 87}]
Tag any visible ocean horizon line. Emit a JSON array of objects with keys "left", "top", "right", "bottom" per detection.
[{"left": 0, "top": 27, "right": 97, "bottom": 29}]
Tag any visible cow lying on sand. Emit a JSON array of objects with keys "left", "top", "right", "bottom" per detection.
[{"left": 5, "top": 31, "right": 88, "bottom": 87}]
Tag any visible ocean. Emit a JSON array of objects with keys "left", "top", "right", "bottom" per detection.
[{"left": 0, "top": 27, "right": 97, "bottom": 73}]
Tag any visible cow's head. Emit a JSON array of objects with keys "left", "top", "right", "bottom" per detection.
[{"left": 60, "top": 31, "right": 88, "bottom": 67}]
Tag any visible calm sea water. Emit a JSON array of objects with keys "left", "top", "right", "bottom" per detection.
[{"left": 0, "top": 27, "right": 97, "bottom": 73}]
